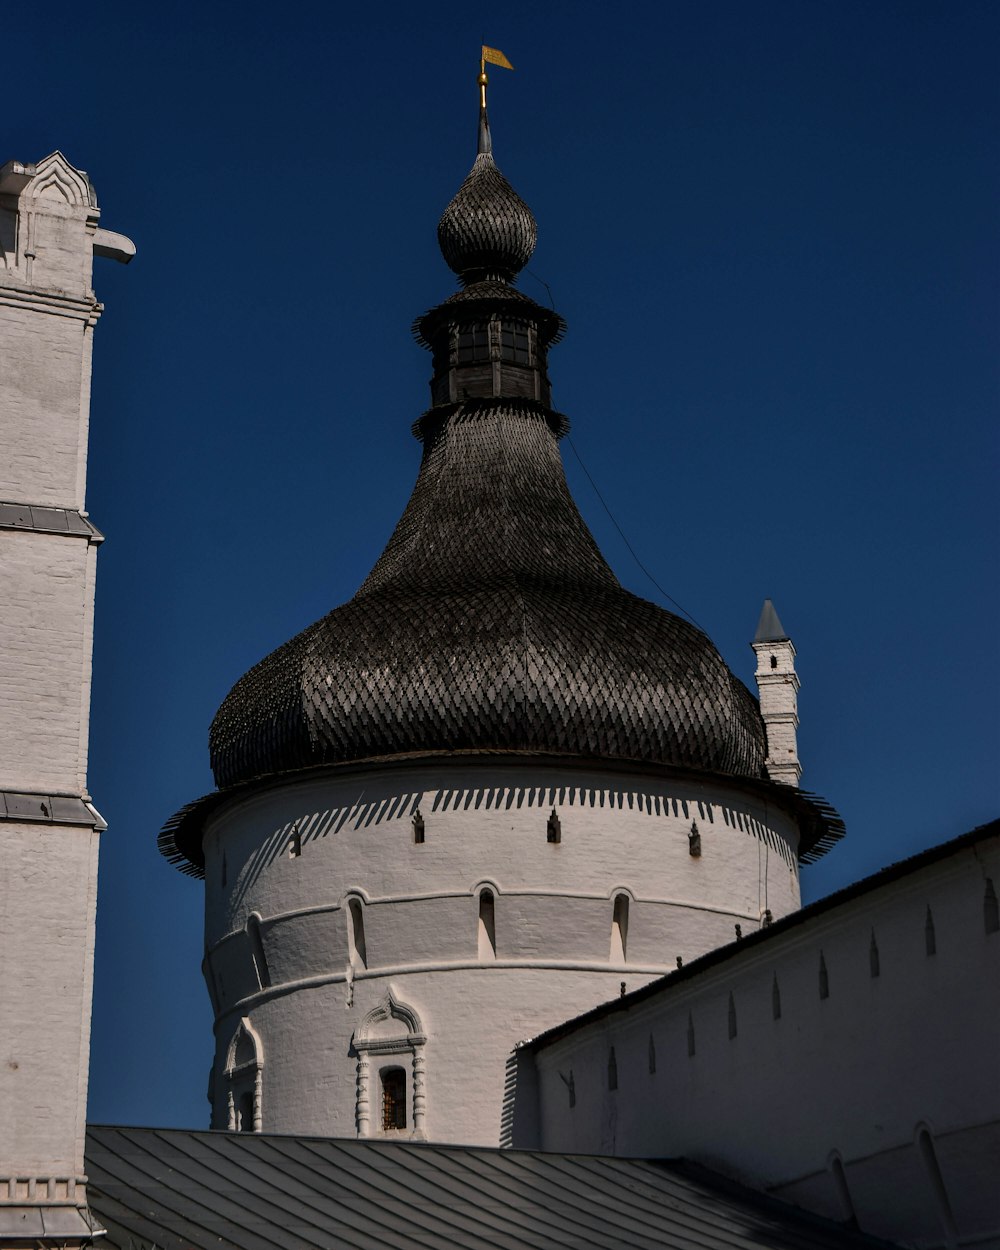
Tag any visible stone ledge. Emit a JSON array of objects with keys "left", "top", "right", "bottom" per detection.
[
  {"left": 0, "top": 1203, "right": 102, "bottom": 1242},
  {"left": 0, "top": 503, "right": 103, "bottom": 543},
  {"left": 0, "top": 791, "right": 106, "bottom": 829}
]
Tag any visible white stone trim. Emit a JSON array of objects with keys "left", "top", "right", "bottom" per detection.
[
  {"left": 224, "top": 1016, "right": 264, "bottom": 1133},
  {"left": 352, "top": 990, "right": 426, "bottom": 1140}
]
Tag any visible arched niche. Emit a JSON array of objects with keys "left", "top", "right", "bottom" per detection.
[
  {"left": 224, "top": 1016, "right": 264, "bottom": 1133},
  {"left": 352, "top": 990, "right": 426, "bottom": 1140}
]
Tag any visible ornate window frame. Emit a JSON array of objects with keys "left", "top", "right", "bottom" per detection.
[
  {"left": 352, "top": 990, "right": 426, "bottom": 1140},
  {"left": 225, "top": 1016, "right": 264, "bottom": 1133}
]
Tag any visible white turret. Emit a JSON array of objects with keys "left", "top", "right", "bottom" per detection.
[
  {"left": 0, "top": 152, "right": 132, "bottom": 1246},
  {"left": 752, "top": 600, "right": 802, "bottom": 787}
]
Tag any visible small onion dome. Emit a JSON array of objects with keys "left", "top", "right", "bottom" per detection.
[{"left": 437, "top": 110, "right": 537, "bottom": 283}]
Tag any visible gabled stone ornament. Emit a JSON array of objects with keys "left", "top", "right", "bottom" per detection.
[{"left": 751, "top": 599, "right": 802, "bottom": 786}]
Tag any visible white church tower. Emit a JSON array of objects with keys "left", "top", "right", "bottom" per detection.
[
  {"left": 752, "top": 599, "right": 802, "bottom": 786},
  {"left": 161, "top": 89, "right": 843, "bottom": 1149},
  {"left": 0, "top": 152, "right": 132, "bottom": 1246}
]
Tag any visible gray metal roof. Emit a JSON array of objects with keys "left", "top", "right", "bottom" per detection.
[
  {"left": 753, "top": 600, "right": 789, "bottom": 643},
  {"left": 85, "top": 1125, "right": 897, "bottom": 1250}
]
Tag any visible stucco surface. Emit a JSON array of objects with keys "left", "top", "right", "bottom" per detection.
[
  {"left": 202, "top": 758, "right": 802, "bottom": 1143},
  {"left": 530, "top": 830, "right": 1000, "bottom": 1249}
]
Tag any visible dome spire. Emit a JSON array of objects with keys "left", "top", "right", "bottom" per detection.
[
  {"left": 437, "top": 47, "right": 536, "bottom": 285},
  {"left": 477, "top": 45, "right": 511, "bottom": 153}
]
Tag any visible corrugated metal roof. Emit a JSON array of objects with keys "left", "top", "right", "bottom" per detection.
[{"left": 85, "top": 1125, "right": 898, "bottom": 1250}]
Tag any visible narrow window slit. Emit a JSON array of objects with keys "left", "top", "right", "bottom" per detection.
[
  {"left": 348, "top": 898, "right": 368, "bottom": 969},
  {"left": 478, "top": 889, "right": 496, "bottom": 961},
  {"left": 610, "top": 894, "right": 629, "bottom": 963}
]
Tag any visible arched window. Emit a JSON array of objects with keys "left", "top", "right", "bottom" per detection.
[
  {"left": 772, "top": 975, "right": 782, "bottom": 1020},
  {"left": 381, "top": 1067, "right": 407, "bottom": 1131},
  {"left": 818, "top": 952, "right": 830, "bottom": 999},
  {"left": 247, "top": 912, "right": 271, "bottom": 990},
  {"left": 225, "top": 1017, "right": 263, "bottom": 1134},
  {"left": 348, "top": 897, "right": 368, "bottom": 969},
  {"left": 478, "top": 889, "right": 497, "bottom": 961},
  {"left": 869, "top": 930, "right": 880, "bottom": 978},
  {"left": 352, "top": 992, "right": 426, "bottom": 1140},
  {"left": 610, "top": 894, "right": 629, "bottom": 963},
  {"left": 412, "top": 808, "right": 425, "bottom": 844},
  {"left": 288, "top": 826, "right": 302, "bottom": 858}
]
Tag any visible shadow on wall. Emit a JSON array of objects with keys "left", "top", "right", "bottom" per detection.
[
  {"left": 500, "top": 1047, "right": 539, "bottom": 1150},
  {"left": 224, "top": 776, "right": 792, "bottom": 915}
]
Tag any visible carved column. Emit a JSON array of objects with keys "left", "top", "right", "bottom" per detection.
[
  {"left": 412, "top": 1050, "right": 426, "bottom": 1135},
  {"left": 356, "top": 1055, "right": 371, "bottom": 1137},
  {"left": 253, "top": 1066, "right": 263, "bottom": 1133},
  {"left": 226, "top": 1089, "right": 235, "bottom": 1132}
]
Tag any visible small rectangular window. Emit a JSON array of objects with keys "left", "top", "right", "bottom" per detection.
[
  {"left": 457, "top": 324, "right": 489, "bottom": 363},
  {"left": 381, "top": 1068, "right": 406, "bottom": 1131},
  {"left": 500, "top": 325, "right": 531, "bottom": 364}
]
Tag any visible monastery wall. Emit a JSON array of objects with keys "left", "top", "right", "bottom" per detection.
[
  {"left": 529, "top": 829, "right": 1000, "bottom": 1250},
  {"left": 201, "top": 757, "right": 803, "bottom": 1144}
]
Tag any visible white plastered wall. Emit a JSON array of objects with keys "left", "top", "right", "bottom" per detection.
[
  {"left": 0, "top": 824, "right": 100, "bottom": 1195},
  {"left": 200, "top": 757, "right": 804, "bottom": 1146},
  {"left": 531, "top": 831, "right": 1000, "bottom": 1250}
]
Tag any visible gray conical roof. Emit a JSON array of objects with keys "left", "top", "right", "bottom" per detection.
[{"left": 754, "top": 599, "right": 789, "bottom": 643}]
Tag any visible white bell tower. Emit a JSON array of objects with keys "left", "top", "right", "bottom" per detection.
[
  {"left": 0, "top": 151, "right": 133, "bottom": 1246},
  {"left": 752, "top": 599, "right": 802, "bottom": 787}
]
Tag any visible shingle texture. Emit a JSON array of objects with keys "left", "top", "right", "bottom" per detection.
[
  {"left": 210, "top": 399, "right": 766, "bottom": 789},
  {"left": 85, "top": 1125, "right": 899, "bottom": 1250},
  {"left": 438, "top": 150, "right": 537, "bottom": 282},
  {"left": 208, "top": 120, "right": 769, "bottom": 792}
]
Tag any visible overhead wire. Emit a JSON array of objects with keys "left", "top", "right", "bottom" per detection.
[{"left": 564, "top": 434, "right": 706, "bottom": 634}]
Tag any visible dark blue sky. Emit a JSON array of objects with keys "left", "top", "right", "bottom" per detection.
[{"left": 7, "top": 1, "right": 997, "bottom": 1129}]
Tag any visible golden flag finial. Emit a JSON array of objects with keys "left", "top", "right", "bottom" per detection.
[{"left": 479, "top": 45, "right": 514, "bottom": 109}]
